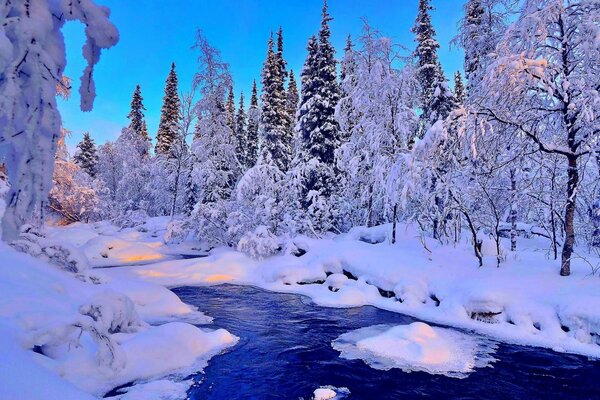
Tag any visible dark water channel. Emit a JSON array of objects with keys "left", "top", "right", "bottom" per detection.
[{"left": 173, "top": 285, "right": 600, "bottom": 400}]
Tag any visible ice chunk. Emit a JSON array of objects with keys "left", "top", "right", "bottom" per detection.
[{"left": 332, "top": 322, "right": 497, "bottom": 378}]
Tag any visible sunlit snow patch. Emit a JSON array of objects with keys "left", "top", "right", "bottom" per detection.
[
  {"left": 332, "top": 322, "right": 497, "bottom": 378},
  {"left": 312, "top": 386, "right": 350, "bottom": 400}
]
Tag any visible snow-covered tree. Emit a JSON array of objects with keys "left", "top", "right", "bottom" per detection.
[
  {"left": 412, "top": 0, "right": 446, "bottom": 137},
  {"left": 258, "top": 34, "right": 291, "bottom": 171},
  {"left": 246, "top": 80, "right": 260, "bottom": 168},
  {"left": 127, "top": 85, "right": 151, "bottom": 153},
  {"left": 0, "top": 0, "right": 118, "bottom": 240},
  {"left": 50, "top": 129, "right": 105, "bottom": 223},
  {"left": 74, "top": 132, "right": 99, "bottom": 178},
  {"left": 454, "top": 71, "right": 466, "bottom": 105},
  {"left": 290, "top": 1, "right": 341, "bottom": 234},
  {"left": 226, "top": 86, "right": 237, "bottom": 135},
  {"left": 189, "top": 31, "right": 238, "bottom": 245},
  {"left": 455, "top": 0, "right": 516, "bottom": 93},
  {"left": 338, "top": 23, "right": 419, "bottom": 230},
  {"left": 155, "top": 63, "right": 181, "bottom": 156},
  {"left": 235, "top": 92, "right": 248, "bottom": 168},
  {"left": 473, "top": 0, "right": 600, "bottom": 275},
  {"left": 286, "top": 70, "right": 299, "bottom": 145}
]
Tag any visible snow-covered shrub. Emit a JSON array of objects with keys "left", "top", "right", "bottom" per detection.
[
  {"left": 11, "top": 224, "right": 89, "bottom": 274},
  {"left": 113, "top": 209, "right": 149, "bottom": 229},
  {"left": 237, "top": 225, "right": 281, "bottom": 259},
  {"left": 80, "top": 291, "right": 143, "bottom": 334},
  {"left": 163, "top": 218, "right": 191, "bottom": 245}
]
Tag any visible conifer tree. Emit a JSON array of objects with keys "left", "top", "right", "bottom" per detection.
[
  {"left": 73, "top": 132, "right": 99, "bottom": 178},
  {"left": 454, "top": 71, "right": 466, "bottom": 105},
  {"left": 246, "top": 80, "right": 260, "bottom": 167},
  {"left": 156, "top": 63, "right": 181, "bottom": 156},
  {"left": 292, "top": 1, "right": 341, "bottom": 233},
  {"left": 314, "top": 0, "right": 340, "bottom": 162},
  {"left": 235, "top": 92, "right": 248, "bottom": 167},
  {"left": 258, "top": 34, "right": 290, "bottom": 171},
  {"left": 226, "top": 86, "right": 236, "bottom": 134},
  {"left": 127, "top": 85, "right": 151, "bottom": 155},
  {"left": 413, "top": 0, "right": 446, "bottom": 135},
  {"left": 286, "top": 69, "right": 299, "bottom": 150}
]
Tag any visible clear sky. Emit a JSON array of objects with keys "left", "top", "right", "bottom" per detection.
[{"left": 59, "top": 0, "right": 465, "bottom": 150}]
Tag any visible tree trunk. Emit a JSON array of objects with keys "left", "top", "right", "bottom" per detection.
[
  {"left": 391, "top": 203, "right": 398, "bottom": 244},
  {"left": 510, "top": 168, "right": 518, "bottom": 252},
  {"left": 560, "top": 155, "right": 578, "bottom": 276}
]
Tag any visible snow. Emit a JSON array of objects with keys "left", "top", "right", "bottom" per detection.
[
  {"left": 75, "top": 219, "right": 600, "bottom": 359},
  {"left": 313, "top": 386, "right": 350, "bottom": 400},
  {"left": 0, "top": 235, "right": 237, "bottom": 398},
  {"left": 332, "top": 322, "right": 497, "bottom": 378}
]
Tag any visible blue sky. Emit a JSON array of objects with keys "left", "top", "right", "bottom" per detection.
[{"left": 59, "top": 0, "right": 465, "bottom": 149}]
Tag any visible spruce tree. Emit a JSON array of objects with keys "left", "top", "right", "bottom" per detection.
[
  {"left": 73, "top": 132, "right": 99, "bottom": 178},
  {"left": 235, "top": 92, "right": 248, "bottom": 167},
  {"left": 296, "top": 36, "right": 320, "bottom": 164},
  {"left": 156, "top": 62, "right": 181, "bottom": 156},
  {"left": 183, "top": 168, "right": 197, "bottom": 217},
  {"left": 226, "top": 86, "right": 236, "bottom": 134},
  {"left": 258, "top": 34, "right": 290, "bottom": 171},
  {"left": 127, "top": 85, "right": 151, "bottom": 155},
  {"left": 454, "top": 71, "right": 466, "bottom": 105},
  {"left": 286, "top": 69, "right": 299, "bottom": 149},
  {"left": 413, "top": 0, "right": 446, "bottom": 134},
  {"left": 292, "top": 1, "right": 341, "bottom": 233},
  {"left": 246, "top": 80, "right": 260, "bottom": 167}
]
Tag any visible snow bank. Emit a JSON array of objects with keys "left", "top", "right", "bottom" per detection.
[
  {"left": 101, "top": 222, "right": 600, "bottom": 358},
  {"left": 332, "top": 322, "right": 497, "bottom": 378},
  {"left": 0, "top": 241, "right": 236, "bottom": 398}
]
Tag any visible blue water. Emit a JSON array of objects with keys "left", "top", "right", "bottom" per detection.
[{"left": 174, "top": 285, "right": 600, "bottom": 400}]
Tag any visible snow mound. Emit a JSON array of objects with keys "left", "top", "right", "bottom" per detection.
[
  {"left": 332, "top": 322, "right": 497, "bottom": 378},
  {"left": 312, "top": 386, "right": 350, "bottom": 400}
]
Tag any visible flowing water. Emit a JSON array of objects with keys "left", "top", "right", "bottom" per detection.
[{"left": 174, "top": 284, "right": 600, "bottom": 400}]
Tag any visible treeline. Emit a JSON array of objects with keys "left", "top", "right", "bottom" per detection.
[{"left": 54, "top": 0, "right": 600, "bottom": 276}]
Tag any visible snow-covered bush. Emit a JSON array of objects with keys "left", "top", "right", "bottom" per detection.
[
  {"left": 80, "top": 291, "right": 143, "bottom": 334},
  {"left": 163, "top": 218, "right": 191, "bottom": 245},
  {"left": 112, "top": 209, "right": 150, "bottom": 229},
  {"left": 237, "top": 225, "right": 281, "bottom": 259},
  {"left": 11, "top": 224, "right": 89, "bottom": 274}
]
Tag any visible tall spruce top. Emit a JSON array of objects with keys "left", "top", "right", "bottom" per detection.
[
  {"left": 156, "top": 62, "right": 181, "bottom": 156},
  {"left": 127, "top": 85, "right": 150, "bottom": 145}
]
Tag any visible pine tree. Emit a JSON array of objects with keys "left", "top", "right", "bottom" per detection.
[
  {"left": 73, "top": 132, "right": 99, "bottom": 178},
  {"left": 226, "top": 86, "right": 236, "bottom": 134},
  {"left": 156, "top": 62, "right": 181, "bottom": 156},
  {"left": 246, "top": 80, "right": 260, "bottom": 167},
  {"left": 454, "top": 71, "right": 466, "bottom": 105},
  {"left": 413, "top": 0, "right": 446, "bottom": 135},
  {"left": 127, "top": 85, "right": 151, "bottom": 155},
  {"left": 235, "top": 92, "right": 248, "bottom": 168},
  {"left": 258, "top": 34, "right": 290, "bottom": 171}
]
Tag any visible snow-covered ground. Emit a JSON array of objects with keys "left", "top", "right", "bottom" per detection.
[
  {"left": 0, "top": 225, "right": 236, "bottom": 399},
  {"left": 3, "top": 216, "right": 600, "bottom": 398},
  {"left": 61, "top": 217, "right": 600, "bottom": 360}
]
